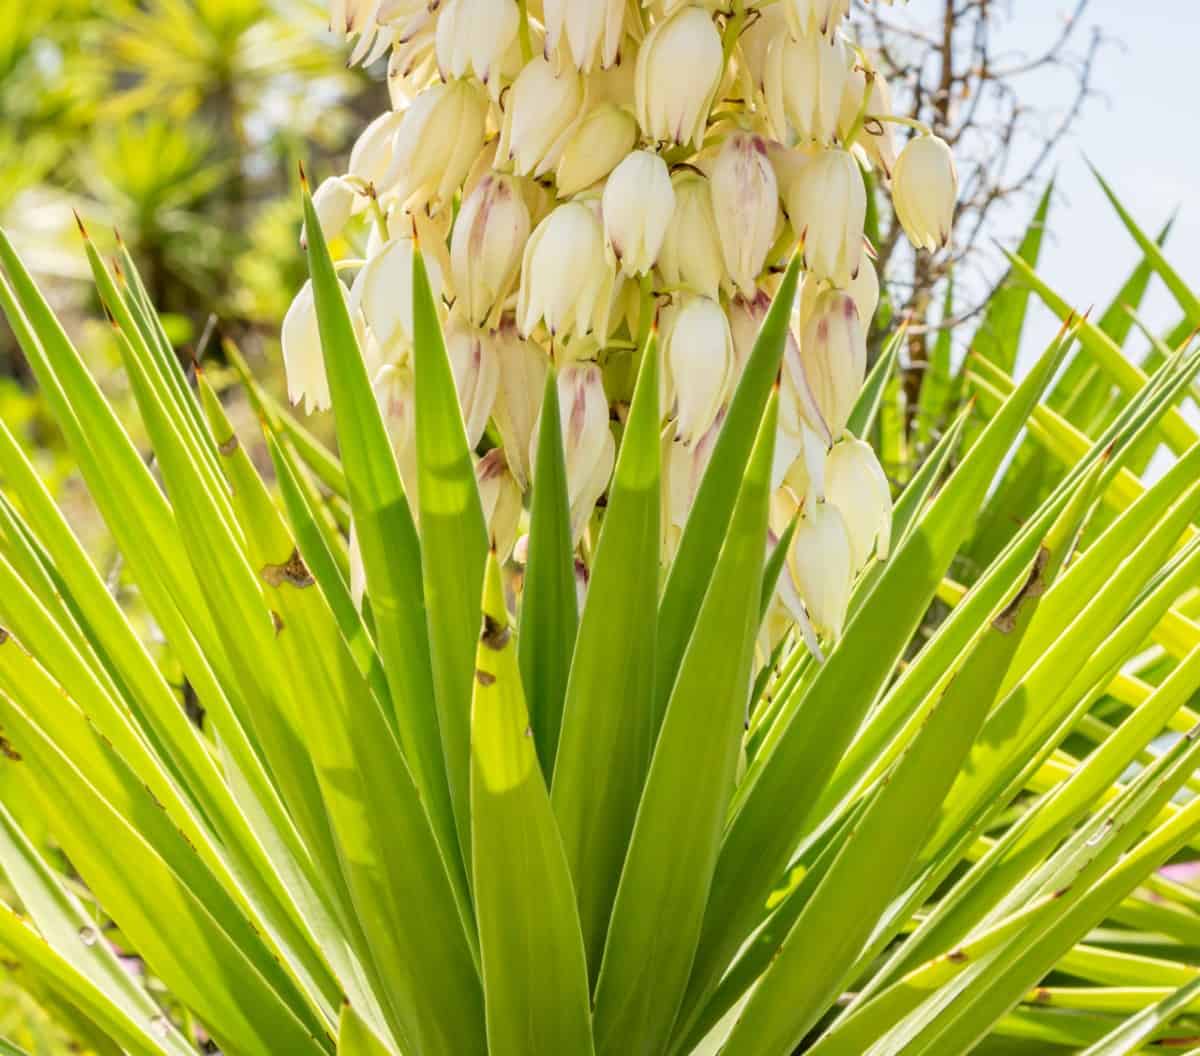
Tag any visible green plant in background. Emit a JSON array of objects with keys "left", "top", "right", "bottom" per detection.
[{"left": 1, "top": 157, "right": 1200, "bottom": 1053}]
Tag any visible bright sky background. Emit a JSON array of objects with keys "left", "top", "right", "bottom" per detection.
[{"left": 903, "top": 1, "right": 1200, "bottom": 366}]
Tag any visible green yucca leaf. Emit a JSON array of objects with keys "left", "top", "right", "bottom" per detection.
[
  {"left": 655, "top": 254, "right": 800, "bottom": 728},
  {"left": 518, "top": 368, "right": 578, "bottom": 779},
  {"left": 808, "top": 893, "right": 1063, "bottom": 1056},
  {"left": 551, "top": 332, "right": 661, "bottom": 979},
  {"left": 412, "top": 240, "right": 489, "bottom": 870},
  {"left": 1005, "top": 250, "right": 1197, "bottom": 454},
  {"left": 592, "top": 388, "right": 776, "bottom": 1056},
  {"left": 1079, "top": 976, "right": 1200, "bottom": 1056},
  {"left": 847, "top": 325, "right": 902, "bottom": 438},
  {"left": 0, "top": 801, "right": 193, "bottom": 1056},
  {"left": 0, "top": 662, "right": 327, "bottom": 1055},
  {"left": 970, "top": 180, "right": 1053, "bottom": 374},
  {"left": 471, "top": 552, "right": 594, "bottom": 1056},
  {"left": 891, "top": 722, "right": 1200, "bottom": 1055},
  {"left": 263, "top": 427, "right": 380, "bottom": 696},
  {"left": 674, "top": 318, "right": 1075, "bottom": 1038},
  {"left": 1050, "top": 216, "right": 1172, "bottom": 429},
  {"left": 227, "top": 341, "right": 349, "bottom": 501},
  {"left": 338, "top": 1004, "right": 395, "bottom": 1056},
  {"left": 1090, "top": 162, "right": 1200, "bottom": 328},
  {"left": 300, "top": 187, "right": 465, "bottom": 903}
]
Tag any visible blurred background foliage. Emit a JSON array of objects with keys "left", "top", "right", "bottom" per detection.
[{"left": 0, "top": 0, "right": 385, "bottom": 506}]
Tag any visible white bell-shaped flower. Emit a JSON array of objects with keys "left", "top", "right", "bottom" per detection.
[
  {"left": 786, "top": 147, "right": 865, "bottom": 286},
  {"left": 795, "top": 289, "right": 866, "bottom": 445},
  {"left": 789, "top": 498, "right": 853, "bottom": 640},
  {"left": 826, "top": 436, "right": 892, "bottom": 571},
  {"left": 783, "top": 0, "right": 850, "bottom": 39},
  {"left": 476, "top": 448, "right": 524, "bottom": 560},
  {"left": 282, "top": 279, "right": 366, "bottom": 415},
  {"left": 555, "top": 103, "right": 639, "bottom": 197},
  {"left": 798, "top": 260, "right": 879, "bottom": 332},
  {"left": 602, "top": 149, "right": 675, "bottom": 277},
  {"left": 302, "top": 176, "right": 357, "bottom": 249},
  {"left": 532, "top": 362, "right": 615, "bottom": 542},
  {"left": 710, "top": 131, "right": 779, "bottom": 297},
  {"left": 445, "top": 322, "right": 501, "bottom": 448},
  {"left": 544, "top": 0, "right": 625, "bottom": 73},
  {"left": 385, "top": 78, "right": 488, "bottom": 213},
  {"left": 352, "top": 237, "right": 444, "bottom": 358},
  {"left": 435, "top": 0, "right": 518, "bottom": 84},
  {"left": 492, "top": 323, "right": 549, "bottom": 490},
  {"left": 497, "top": 56, "right": 585, "bottom": 177},
  {"left": 372, "top": 359, "right": 420, "bottom": 503},
  {"left": 517, "top": 201, "right": 615, "bottom": 341},
  {"left": 450, "top": 172, "right": 531, "bottom": 327},
  {"left": 764, "top": 31, "right": 853, "bottom": 146},
  {"left": 658, "top": 170, "right": 725, "bottom": 301},
  {"left": 892, "top": 134, "right": 958, "bottom": 252},
  {"left": 348, "top": 110, "right": 406, "bottom": 191},
  {"left": 635, "top": 6, "right": 723, "bottom": 149},
  {"left": 662, "top": 293, "right": 735, "bottom": 446}
]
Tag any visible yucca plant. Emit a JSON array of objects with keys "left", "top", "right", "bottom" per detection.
[{"left": 3, "top": 151, "right": 1200, "bottom": 1056}]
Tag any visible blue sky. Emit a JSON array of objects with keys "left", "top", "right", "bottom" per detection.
[{"left": 965, "top": 2, "right": 1200, "bottom": 358}]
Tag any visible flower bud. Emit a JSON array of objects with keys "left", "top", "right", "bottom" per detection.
[
  {"left": 602, "top": 149, "right": 675, "bottom": 277},
  {"left": 657, "top": 171, "right": 725, "bottom": 301},
  {"left": 282, "top": 279, "right": 366, "bottom": 415},
  {"left": 727, "top": 289, "right": 769, "bottom": 374},
  {"left": 764, "top": 32, "right": 853, "bottom": 146},
  {"left": 788, "top": 500, "right": 853, "bottom": 640},
  {"left": 533, "top": 362, "right": 615, "bottom": 542},
  {"left": 798, "top": 259, "right": 879, "bottom": 331},
  {"left": 787, "top": 147, "right": 865, "bottom": 286},
  {"left": 492, "top": 324, "right": 549, "bottom": 489},
  {"left": 666, "top": 410, "right": 722, "bottom": 541},
  {"left": 445, "top": 323, "right": 501, "bottom": 448},
  {"left": 544, "top": 0, "right": 625, "bottom": 73},
  {"left": 555, "top": 103, "right": 639, "bottom": 197},
  {"left": 710, "top": 132, "right": 779, "bottom": 297},
  {"left": 518, "top": 201, "right": 615, "bottom": 340},
  {"left": 387, "top": 15, "right": 438, "bottom": 108},
  {"left": 435, "top": 0, "right": 518, "bottom": 84},
  {"left": 348, "top": 109, "right": 406, "bottom": 191},
  {"left": 330, "top": 0, "right": 380, "bottom": 36},
  {"left": 635, "top": 6, "right": 723, "bottom": 149},
  {"left": 662, "top": 294, "right": 735, "bottom": 445},
  {"left": 303, "top": 176, "right": 357, "bottom": 249},
  {"left": 450, "top": 173, "right": 531, "bottom": 327},
  {"left": 796, "top": 289, "right": 866, "bottom": 445},
  {"left": 892, "top": 134, "right": 957, "bottom": 252},
  {"left": 476, "top": 448, "right": 524, "bottom": 560},
  {"left": 497, "top": 57, "right": 585, "bottom": 177},
  {"left": 826, "top": 436, "right": 891, "bottom": 571},
  {"left": 373, "top": 359, "right": 416, "bottom": 453},
  {"left": 783, "top": 0, "right": 849, "bottom": 39},
  {"left": 385, "top": 78, "right": 488, "bottom": 212},
  {"left": 352, "top": 237, "right": 444, "bottom": 357},
  {"left": 372, "top": 359, "right": 420, "bottom": 502}
]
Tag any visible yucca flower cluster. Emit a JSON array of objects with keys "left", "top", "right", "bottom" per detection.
[{"left": 284, "top": 0, "right": 957, "bottom": 651}]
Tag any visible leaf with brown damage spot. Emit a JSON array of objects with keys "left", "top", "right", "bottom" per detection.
[
  {"left": 992, "top": 546, "right": 1050, "bottom": 633},
  {"left": 261, "top": 549, "right": 315, "bottom": 589}
]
